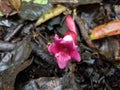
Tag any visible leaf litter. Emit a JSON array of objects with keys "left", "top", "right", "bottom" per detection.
[{"left": 0, "top": 0, "right": 119, "bottom": 90}]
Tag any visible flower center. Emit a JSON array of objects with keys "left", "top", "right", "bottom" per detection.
[{"left": 63, "top": 47, "right": 68, "bottom": 52}]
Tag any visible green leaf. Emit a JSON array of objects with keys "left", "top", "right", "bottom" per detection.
[
  {"left": 33, "top": 0, "right": 48, "bottom": 4},
  {"left": 22, "top": 0, "right": 31, "bottom": 2}
]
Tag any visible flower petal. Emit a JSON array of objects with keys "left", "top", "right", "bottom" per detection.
[
  {"left": 61, "top": 39, "right": 77, "bottom": 51},
  {"left": 55, "top": 52, "right": 71, "bottom": 69},
  {"left": 63, "top": 35, "right": 73, "bottom": 41},
  {"left": 70, "top": 48, "right": 81, "bottom": 62},
  {"left": 64, "top": 31, "right": 77, "bottom": 45},
  {"left": 66, "top": 15, "right": 77, "bottom": 35},
  {"left": 54, "top": 34, "right": 62, "bottom": 43},
  {"left": 48, "top": 43, "right": 58, "bottom": 54},
  {"left": 48, "top": 34, "right": 62, "bottom": 54}
]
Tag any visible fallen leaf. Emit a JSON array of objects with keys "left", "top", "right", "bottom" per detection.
[
  {"left": 35, "top": 4, "right": 67, "bottom": 26},
  {"left": 0, "top": 0, "right": 13, "bottom": 16},
  {"left": 90, "top": 20, "right": 120, "bottom": 40},
  {"left": 8, "top": 0, "right": 21, "bottom": 12}
]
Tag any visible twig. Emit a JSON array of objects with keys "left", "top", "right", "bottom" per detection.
[
  {"left": 75, "top": 16, "right": 96, "bottom": 49},
  {"left": 4, "top": 24, "right": 24, "bottom": 41},
  {"left": 0, "top": 41, "right": 15, "bottom": 51}
]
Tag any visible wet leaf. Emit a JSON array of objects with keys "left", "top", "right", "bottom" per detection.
[
  {"left": 47, "top": 16, "right": 61, "bottom": 30},
  {"left": 90, "top": 20, "right": 120, "bottom": 40},
  {"left": 95, "top": 36, "right": 120, "bottom": 61},
  {"left": 4, "top": 24, "right": 24, "bottom": 41},
  {"left": 0, "top": 40, "right": 32, "bottom": 90},
  {"left": 35, "top": 4, "right": 67, "bottom": 26},
  {"left": 0, "top": 41, "right": 15, "bottom": 51},
  {"left": 20, "top": 2, "right": 53, "bottom": 20},
  {"left": 31, "top": 42, "right": 54, "bottom": 64},
  {"left": 19, "top": 75, "right": 81, "bottom": 90},
  {"left": 0, "top": 40, "right": 32, "bottom": 72},
  {"left": 9, "top": 0, "right": 21, "bottom": 12}
]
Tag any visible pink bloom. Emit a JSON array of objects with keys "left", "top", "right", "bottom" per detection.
[
  {"left": 48, "top": 15, "right": 81, "bottom": 69},
  {"left": 64, "top": 31, "right": 77, "bottom": 45},
  {"left": 66, "top": 15, "right": 77, "bottom": 35},
  {"left": 48, "top": 34, "right": 81, "bottom": 69}
]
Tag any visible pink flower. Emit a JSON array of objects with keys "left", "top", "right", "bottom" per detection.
[
  {"left": 65, "top": 15, "right": 78, "bottom": 45},
  {"left": 48, "top": 15, "right": 81, "bottom": 69},
  {"left": 65, "top": 15, "right": 77, "bottom": 35}
]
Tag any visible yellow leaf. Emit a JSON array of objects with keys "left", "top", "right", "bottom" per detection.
[{"left": 35, "top": 5, "right": 67, "bottom": 26}]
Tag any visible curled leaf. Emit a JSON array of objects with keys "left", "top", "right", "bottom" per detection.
[
  {"left": 35, "top": 4, "right": 67, "bottom": 26},
  {"left": 90, "top": 20, "right": 120, "bottom": 40}
]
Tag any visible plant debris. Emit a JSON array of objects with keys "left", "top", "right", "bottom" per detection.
[{"left": 0, "top": 0, "right": 119, "bottom": 90}]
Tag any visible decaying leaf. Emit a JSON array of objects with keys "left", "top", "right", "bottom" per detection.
[
  {"left": 0, "top": 40, "right": 32, "bottom": 72},
  {"left": 20, "top": 2, "right": 53, "bottom": 20},
  {"left": 95, "top": 36, "right": 120, "bottom": 61},
  {"left": 0, "top": 40, "right": 32, "bottom": 90},
  {"left": 35, "top": 4, "right": 67, "bottom": 26},
  {"left": 8, "top": 0, "right": 21, "bottom": 12},
  {"left": 0, "top": 0, "right": 13, "bottom": 16},
  {"left": 90, "top": 20, "right": 120, "bottom": 40},
  {"left": 18, "top": 74, "right": 81, "bottom": 90},
  {"left": 75, "top": 15, "right": 120, "bottom": 62}
]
